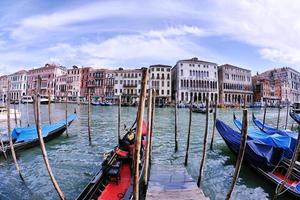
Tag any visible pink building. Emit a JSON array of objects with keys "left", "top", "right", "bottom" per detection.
[{"left": 27, "top": 64, "right": 67, "bottom": 96}]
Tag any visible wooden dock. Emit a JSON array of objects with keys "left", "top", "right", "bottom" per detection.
[{"left": 146, "top": 164, "right": 209, "bottom": 200}]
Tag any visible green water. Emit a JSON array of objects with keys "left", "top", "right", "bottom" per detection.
[{"left": 0, "top": 104, "right": 295, "bottom": 200}]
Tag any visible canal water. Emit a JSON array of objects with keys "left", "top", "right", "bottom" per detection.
[{"left": 0, "top": 104, "right": 295, "bottom": 200}]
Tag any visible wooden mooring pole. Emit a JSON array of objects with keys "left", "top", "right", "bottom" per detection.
[
  {"left": 174, "top": 91, "right": 178, "bottom": 152},
  {"left": 197, "top": 97, "right": 209, "bottom": 187},
  {"left": 33, "top": 76, "right": 65, "bottom": 200},
  {"left": 184, "top": 101, "right": 192, "bottom": 166},
  {"left": 273, "top": 128, "right": 300, "bottom": 199},
  {"left": 144, "top": 88, "right": 152, "bottom": 185},
  {"left": 225, "top": 109, "right": 248, "bottom": 200},
  {"left": 88, "top": 89, "right": 92, "bottom": 145},
  {"left": 18, "top": 97, "right": 22, "bottom": 127},
  {"left": 48, "top": 90, "right": 52, "bottom": 124},
  {"left": 276, "top": 103, "right": 281, "bottom": 129},
  {"left": 118, "top": 95, "right": 121, "bottom": 145},
  {"left": 149, "top": 89, "right": 156, "bottom": 161},
  {"left": 210, "top": 100, "right": 218, "bottom": 150},
  {"left": 7, "top": 81, "right": 23, "bottom": 180},
  {"left": 65, "top": 90, "right": 68, "bottom": 137},
  {"left": 285, "top": 103, "right": 289, "bottom": 130},
  {"left": 13, "top": 99, "right": 18, "bottom": 126},
  {"left": 133, "top": 68, "right": 148, "bottom": 200},
  {"left": 262, "top": 103, "right": 267, "bottom": 130}
]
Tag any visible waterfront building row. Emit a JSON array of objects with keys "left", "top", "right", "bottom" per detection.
[{"left": 1, "top": 58, "right": 300, "bottom": 106}]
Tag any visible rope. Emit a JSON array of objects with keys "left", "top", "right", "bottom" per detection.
[{"left": 274, "top": 179, "right": 294, "bottom": 196}]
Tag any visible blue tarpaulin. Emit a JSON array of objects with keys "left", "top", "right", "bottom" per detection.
[
  {"left": 12, "top": 114, "right": 77, "bottom": 143},
  {"left": 234, "top": 117, "right": 296, "bottom": 159},
  {"left": 216, "top": 119, "right": 285, "bottom": 171}
]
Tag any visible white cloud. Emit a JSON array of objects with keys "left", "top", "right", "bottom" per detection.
[{"left": 199, "top": 0, "right": 300, "bottom": 67}]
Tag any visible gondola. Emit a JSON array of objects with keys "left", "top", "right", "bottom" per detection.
[
  {"left": 252, "top": 113, "right": 297, "bottom": 138},
  {"left": 0, "top": 114, "right": 76, "bottom": 156},
  {"left": 216, "top": 119, "right": 300, "bottom": 199},
  {"left": 76, "top": 120, "right": 148, "bottom": 200},
  {"left": 233, "top": 114, "right": 296, "bottom": 159},
  {"left": 191, "top": 107, "right": 213, "bottom": 114},
  {"left": 290, "top": 111, "right": 300, "bottom": 125}
]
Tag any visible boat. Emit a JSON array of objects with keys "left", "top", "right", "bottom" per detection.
[
  {"left": 216, "top": 119, "right": 300, "bottom": 198},
  {"left": 191, "top": 105, "right": 213, "bottom": 114},
  {"left": 100, "top": 102, "right": 113, "bottom": 106},
  {"left": 177, "top": 102, "right": 186, "bottom": 108},
  {"left": 21, "top": 96, "right": 34, "bottom": 104},
  {"left": 290, "top": 111, "right": 300, "bottom": 125},
  {"left": 40, "top": 95, "right": 49, "bottom": 104},
  {"left": 76, "top": 120, "right": 148, "bottom": 200},
  {"left": 0, "top": 114, "right": 76, "bottom": 155},
  {"left": 91, "top": 101, "right": 101, "bottom": 106},
  {"left": 252, "top": 114, "right": 297, "bottom": 138},
  {"left": 292, "top": 102, "right": 300, "bottom": 113},
  {"left": 0, "top": 106, "right": 21, "bottom": 121},
  {"left": 233, "top": 114, "right": 296, "bottom": 159}
]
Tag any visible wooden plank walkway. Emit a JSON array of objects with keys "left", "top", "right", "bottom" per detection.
[{"left": 146, "top": 164, "right": 209, "bottom": 200}]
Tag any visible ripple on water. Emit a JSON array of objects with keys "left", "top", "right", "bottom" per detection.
[{"left": 0, "top": 105, "right": 295, "bottom": 200}]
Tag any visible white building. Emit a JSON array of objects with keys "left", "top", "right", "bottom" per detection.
[
  {"left": 8, "top": 70, "right": 28, "bottom": 100},
  {"left": 0, "top": 75, "right": 8, "bottom": 102},
  {"left": 172, "top": 57, "right": 218, "bottom": 103},
  {"left": 149, "top": 64, "right": 172, "bottom": 104},
  {"left": 113, "top": 68, "right": 143, "bottom": 104}
]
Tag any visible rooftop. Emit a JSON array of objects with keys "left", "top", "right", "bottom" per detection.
[{"left": 177, "top": 57, "right": 217, "bottom": 65}]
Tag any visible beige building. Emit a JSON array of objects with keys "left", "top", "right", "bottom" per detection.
[
  {"left": 149, "top": 64, "right": 172, "bottom": 104},
  {"left": 172, "top": 57, "right": 218, "bottom": 103},
  {"left": 218, "top": 64, "right": 253, "bottom": 106},
  {"left": 66, "top": 66, "right": 82, "bottom": 101},
  {"left": 8, "top": 70, "right": 28, "bottom": 100},
  {"left": 0, "top": 75, "right": 8, "bottom": 102}
]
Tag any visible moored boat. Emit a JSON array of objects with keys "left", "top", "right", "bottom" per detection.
[
  {"left": 0, "top": 113, "right": 76, "bottom": 156},
  {"left": 290, "top": 111, "right": 300, "bottom": 125},
  {"left": 252, "top": 114, "right": 296, "bottom": 138},
  {"left": 21, "top": 96, "right": 34, "bottom": 104},
  {"left": 216, "top": 119, "right": 300, "bottom": 199},
  {"left": 0, "top": 106, "right": 21, "bottom": 121},
  {"left": 76, "top": 120, "right": 148, "bottom": 200},
  {"left": 191, "top": 106, "right": 213, "bottom": 114}
]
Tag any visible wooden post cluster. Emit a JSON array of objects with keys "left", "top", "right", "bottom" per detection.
[
  {"left": 33, "top": 76, "right": 65, "bottom": 200},
  {"left": 210, "top": 101, "right": 218, "bottom": 150},
  {"left": 48, "top": 90, "right": 52, "bottom": 124},
  {"left": 88, "top": 89, "right": 92, "bottom": 145},
  {"left": 13, "top": 100, "right": 18, "bottom": 126},
  {"left": 184, "top": 101, "right": 192, "bottom": 166},
  {"left": 144, "top": 88, "right": 153, "bottom": 185},
  {"left": 225, "top": 109, "right": 248, "bottom": 200},
  {"left": 174, "top": 91, "right": 178, "bottom": 152},
  {"left": 7, "top": 80, "right": 23, "bottom": 180},
  {"left": 133, "top": 68, "right": 148, "bottom": 200},
  {"left": 197, "top": 97, "right": 209, "bottom": 187}
]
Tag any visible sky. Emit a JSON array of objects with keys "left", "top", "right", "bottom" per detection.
[{"left": 0, "top": 0, "right": 299, "bottom": 75}]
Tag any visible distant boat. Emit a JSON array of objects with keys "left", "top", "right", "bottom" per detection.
[
  {"left": 40, "top": 96, "right": 49, "bottom": 104},
  {"left": 177, "top": 102, "right": 186, "bottom": 108},
  {"left": 0, "top": 106, "right": 21, "bottom": 121},
  {"left": 100, "top": 102, "right": 113, "bottom": 106},
  {"left": 21, "top": 96, "right": 33, "bottom": 104},
  {"left": 292, "top": 102, "right": 300, "bottom": 113},
  {"left": 216, "top": 119, "right": 300, "bottom": 198},
  {"left": 0, "top": 114, "right": 76, "bottom": 156},
  {"left": 91, "top": 101, "right": 101, "bottom": 106},
  {"left": 191, "top": 105, "right": 213, "bottom": 114},
  {"left": 290, "top": 111, "right": 300, "bottom": 124}
]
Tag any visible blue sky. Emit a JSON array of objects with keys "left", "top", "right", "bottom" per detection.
[{"left": 0, "top": 0, "right": 299, "bottom": 75}]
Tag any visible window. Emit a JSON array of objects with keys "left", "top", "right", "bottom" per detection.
[
  {"left": 162, "top": 81, "right": 164, "bottom": 87},
  {"left": 167, "top": 74, "right": 170, "bottom": 79},
  {"left": 162, "top": 90, "right": 164, "bottom": 95},
  {"left": 167, "top": 81, "right": 170, "bottom": 87},
  {"left": 181, "top": 70, "right": 183, "bottom": 76},
  {"left": 167, "top": 90, "right": 170, "bottom": 95}
]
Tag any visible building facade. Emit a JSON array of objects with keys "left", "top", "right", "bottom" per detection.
[
  {"left": 66, "top": 66, "right": 82, "bottom": 101},
  {"left": 113, "top": 68, "right": 143, "bottom": 104},
  {"left": 172, "top": 57, "right": 218, "bottom": 103},
  {"left": 27, "top": 64, "right": 67, "bottom": 96},
  {"left": 0, "top": 75, "right": 8, "bottom": 102},
  {"left": 252, "top": 67, "right": 300, "bottom": 105},
  {"left": 149, "top": 65, "right": 172, "bottom": 104},
  {"left": 80, "top": 67, "right": 92, "bottom": 100},
  {"left": 8, "top": 70, "right": 28, "bottom": 100},
  {"left": 55, "top": 74, "right": 67, "bottom": 101},
  {"left": 218, "top": 64, "right": 253, "bottom": 106}
]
